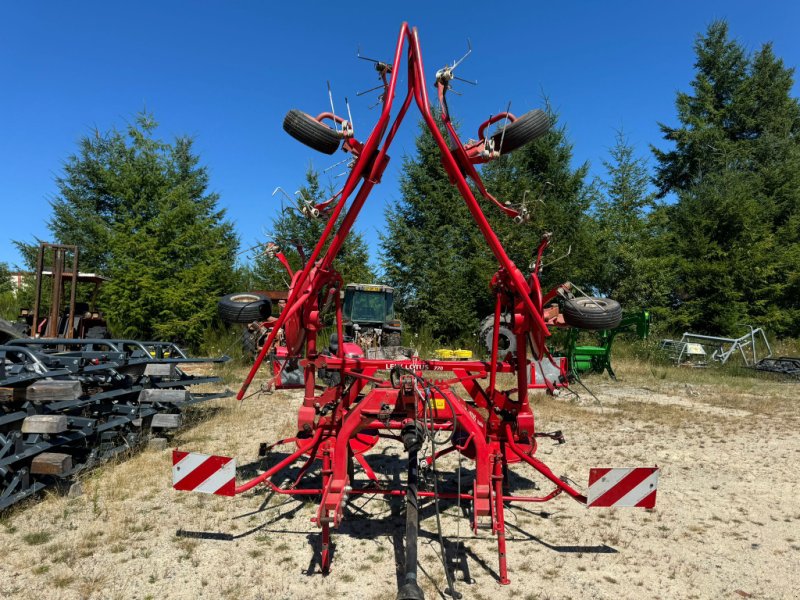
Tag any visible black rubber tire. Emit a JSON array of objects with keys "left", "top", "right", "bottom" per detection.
[
  {"left": 283, "top": 109, "right": 341, "bottom": 155},
  {"left": 490, "top": 109, "right": 550, "bottom": 155},
  {"left": 85, "top": 326, "right": 110, "bottom": 339},
  {"left": 562, "top": 297, "right": 623, "bottom": 330},
  {"left": 0, "top": 318, "right": 24, "bottom": 344},
  {"left": 384, "top": 332, "right": 402, "bottom": 347},
  {"left": 479, "top": 314, "right": 517, "bottom": 355},
  {"left": 242, "top": 328, "right": 263, "bottom": 356},
  {"left": 218, "top": 292, "right": 272, "bottom": 324}
]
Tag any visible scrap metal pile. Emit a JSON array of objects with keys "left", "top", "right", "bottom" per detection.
[
  {"left": 755, "top": 356, "right": 800, "bottom": 377},
  {"left": 1, "top": 337, "right": 229, "bottom": 510},
  {"left": 173, "top": 23, "right": 659, "bottom": 599}
]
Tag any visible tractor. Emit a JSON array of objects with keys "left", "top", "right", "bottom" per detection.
[{"left": 342, "top": 283, "right": 403, "bottom": 355}]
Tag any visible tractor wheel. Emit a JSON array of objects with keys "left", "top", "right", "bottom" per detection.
[
  {"left": 490, "top": 109, "right": 550, "bottom": 155},
  {"left": 479, "top": 314, "right": 517, "bottom": 356},
  {"left": 562, "top": 297, "right": 622, "bottom": 330},
  {"left": 283, "top": 109, "right": 341, "bottom": 155},
  {"left": 384, "top": 332, "right": 402, "bottom": 347},
  {"left": 242, "top": 328, "right": 264, "bottom": 356},
  {"left": 218, "top": 293, "right": 272, "bottom": 324}
]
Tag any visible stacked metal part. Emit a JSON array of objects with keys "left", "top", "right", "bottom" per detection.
[{"left": 0, "top": 338, "right": 229, "bottom": 509}]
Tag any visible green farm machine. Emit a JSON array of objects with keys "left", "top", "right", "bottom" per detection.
[{"left": 562, "top": 310, "right": 651, "bottom": 380}]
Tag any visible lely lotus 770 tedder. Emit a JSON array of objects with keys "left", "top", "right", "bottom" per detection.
[{"left": 173, "top": 23, "right": 659, "bottom": 599}]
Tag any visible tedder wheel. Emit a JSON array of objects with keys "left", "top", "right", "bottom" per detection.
[
  {"left": 490, "top": 109, "right": 550, "bottom": 155},
  {"left": 218, "top": 292, "right": 272, "bottom": 324},
  {"left": 478, "top": 314, "right": 517, "bottom": 355},
  {"left": 562, "top": 297, "right": 622, "bottom": 330},
  {"left": 283, "top": 109, "right": 341, "bottom": 155}
]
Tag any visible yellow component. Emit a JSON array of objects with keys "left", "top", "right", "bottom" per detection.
[
  {"left": 360, "top": 285, "right": 382, "bottom": 292},
  {"left": 428, "top": 397, "right": 446, "bottom": 410},
  {"left": 453, "top": 349, "right": 473, "bottom": 359},
  {"left": 435, "top": 349, "right": 454, "bottom": 359}
]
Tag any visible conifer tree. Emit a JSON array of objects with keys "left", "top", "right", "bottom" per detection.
[
  {"left": 17, "top": 113, "right": 238, "bottom": 346},
  {"left": 253, "top": 168, "right": 374, "bottom": 290},
  {"left": 381, "top": 118, "right": 494, "bottom": 341},
  {"left": 382, "top": 108, "right": 594, "bottom": 341},
  {"left": 482, "top": 105, "right": 597, "bottom": 293},
  {"left": 593, "top": 131, "right": 671, "bottom": 311},
  {"left": 654, "top": 21, "right": 800, "bottom": 335}
]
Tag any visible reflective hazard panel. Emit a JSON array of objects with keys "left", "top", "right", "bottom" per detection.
[
  {"left": 587, "top": 467, "right": 660, "bottom": 508},
  {"left": 172, "top": 450, "right": 236, "bottom": 496}
]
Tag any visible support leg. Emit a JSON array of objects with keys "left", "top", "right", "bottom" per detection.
[
  {"left": 493, "top": 453, "right": 510, "bottom": 585},
  {"left": 321, "top": 521, "right": 331, "bottom": 574},
  {"left": 320, "top": 450, "right": 332, "bottom": 574},
  {"left": 397, "top": 437, "right": 424, "bottom": 600}
]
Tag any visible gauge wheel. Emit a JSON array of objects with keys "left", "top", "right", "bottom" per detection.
[
  {"left": 283, "top": 109, "right": 341, "bottom": 155},
  {"left": 490, "top": 109, "right": 550, "bottom": 155}
]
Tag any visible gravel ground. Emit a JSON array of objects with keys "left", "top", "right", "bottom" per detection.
[{"left": 1, "top": 362, "right": 798, "bottom": 600}]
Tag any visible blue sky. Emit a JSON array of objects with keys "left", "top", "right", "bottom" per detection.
[{"left": 1, "top": 1, "right": 798, "bottom": 271}]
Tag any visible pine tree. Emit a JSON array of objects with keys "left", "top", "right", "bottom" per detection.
[
  {"left": 482, "top": 105, "right": 597, "bottom": 293},
  {"left": 253, "top": 168, "right": 375, "bottom": 290},
  {"left": 17, "top": 113, "right": 238, "bottom": 346},
  {"left": 383, "top": 107, "right": 598, "bottom": 342},
  {"left": 381, "top": 118, "right": 494, "bottom": 341},
  {"left": 654, "top": 21, "right": 800, "bottom": 335},
  {"left": 592, "top": 131, "right": 672, "bottom": 311}
]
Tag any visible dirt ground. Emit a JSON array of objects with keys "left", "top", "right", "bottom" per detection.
[{"left": 1, "top": 360, "right": 798, "bottom": 600}]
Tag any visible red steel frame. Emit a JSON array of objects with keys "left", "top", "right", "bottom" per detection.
[{"left": 232, "top": 23, "right": 589, "bottom": 586}]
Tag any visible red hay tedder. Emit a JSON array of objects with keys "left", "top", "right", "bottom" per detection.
[{"left": 173, "top": 23, "right": 659, "bottom": 599}]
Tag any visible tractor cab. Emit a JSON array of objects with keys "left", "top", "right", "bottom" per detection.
[{"left": 341, "top": 284, "right": 402, "bottom": 347}]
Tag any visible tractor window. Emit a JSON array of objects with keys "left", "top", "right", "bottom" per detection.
[
  {"left": 343, "top": 291, "right": 353, "bottom": 319},
  {"left": 351, "top": 292, "right": 385, "bottom": 323},
  {"left": 384, "top": 291, "right": 395, "bottom": 321}
]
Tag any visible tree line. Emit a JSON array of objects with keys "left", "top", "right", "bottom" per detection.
[
  {"left": 384, "top": 21, "right": 800, "bottom": 340},
  {"left": 6, "top": 21, "right": 798, "bottom": 347},
  {"left": 11, "top": 115, "right": 239, "bottom": 347}
]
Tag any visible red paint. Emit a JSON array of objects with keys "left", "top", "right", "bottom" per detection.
[{"left": 185, "top": 23, "right": 659, "bottom": 587}]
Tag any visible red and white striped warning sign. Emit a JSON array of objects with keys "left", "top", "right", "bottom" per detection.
[
  {"left": 172, "top": 450, "right": 236, "bottom": 496},
  {"left": 587, "top": 467, "right": 660, "bottom": 508}
]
